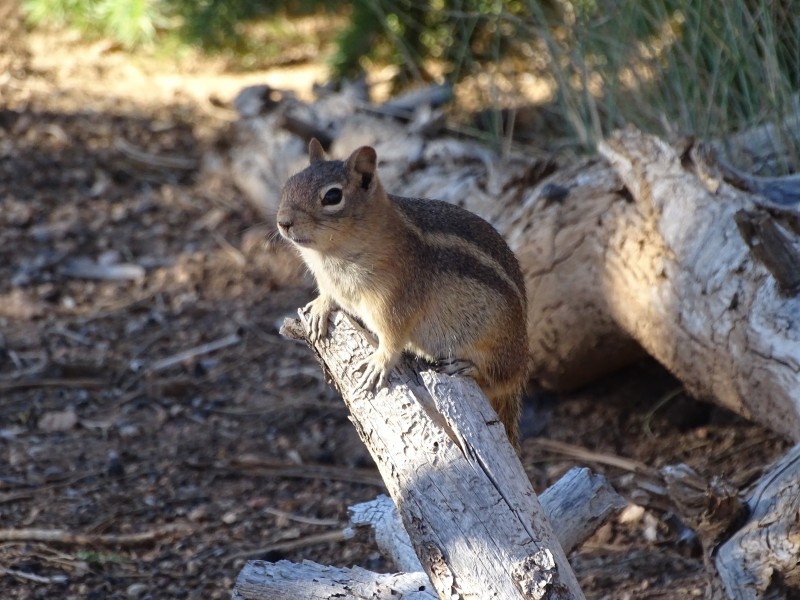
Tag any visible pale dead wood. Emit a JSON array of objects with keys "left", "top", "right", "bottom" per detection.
[
  {"left": 278, "top": 310, "right": 585, "bottom": 599},
  {"left": 536, "top": 466, "right": 626, "bottom": 554},
  {"left": 232, "top": 560, "right": 437, "bottom": 600},
  {"left": 147, "top": 332, "right": 241, "bottom": 372},
  {"left": 235, "top": 469, "right": 622, "bottom": 598},
  {"left": 597, "top": 128, "right": 800, "bottom": 440},
  {"left": 714, "top": 443, "right": 800, "bottom": 599},
  {"left": 0, "top": 567, "right": 68, "bottom": 585},
  {"left": 0, "top": 524, "right": 189, "bottom": 546},
  {"left": 60, "top": 257, "right": 145, "bottom": 281},
  {"left": 348, "top": 495, "right": 423, "bottom": 573},
  {"left": 347, "top": 469, "right": 624, "bottom": 573},
  {"left": 222, "top": 86, "right": 800, "bottom": 597}
]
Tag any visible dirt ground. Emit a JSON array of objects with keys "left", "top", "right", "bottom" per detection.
[{"left": 0, "top": 19, "right": 791, "bottom": 600}]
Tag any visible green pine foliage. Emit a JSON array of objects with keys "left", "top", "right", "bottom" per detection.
[
  {"left": 22, "top": 0, "right": 800, "bottom": 159},
  {"left": 24, "top": 0, "right": 166, "bottom": 48}
]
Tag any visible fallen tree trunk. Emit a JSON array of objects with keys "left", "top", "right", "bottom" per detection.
[
  {"left": 595, "top": 129, "right": 800, "bottom": 439},
  {"left": 233, "top": 561, "right": 437, "bottom": 600},
  {"left": 219, "top": 89, "right": 800, "bottom": 439}
]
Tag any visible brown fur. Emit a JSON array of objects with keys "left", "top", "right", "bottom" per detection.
[{"left": 277, "top": 140, "right": 529, "bottom": 448}]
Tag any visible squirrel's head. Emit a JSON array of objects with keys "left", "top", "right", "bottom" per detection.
[{"left": 277, "top": 138, "right": 382, "bottom": 253}]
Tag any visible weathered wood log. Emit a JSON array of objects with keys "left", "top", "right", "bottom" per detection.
[
  {"left": 715, "top": 443, "right": 800, "bottom": 599},
  {"left": 235, "top": 470, "right": 623, "bottom": 600},
  {"left": 220, "top": 86, "right": 800, "bottom": 439},
  {"left": 347, "top": 468, "right": 624, "bottom": 571},
  {"left": 232, "top": 560, "right": 436, "bottom": 600},
  {"left": 275, "top": 310, "right": 586, "bottom": 599},
  {"left": 596, "top": 129, "right": 800, "bottom": 439}
]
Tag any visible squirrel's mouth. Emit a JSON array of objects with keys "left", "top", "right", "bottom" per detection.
[{"left": 288, "top": 236, "right": 313, "bottom": 247}]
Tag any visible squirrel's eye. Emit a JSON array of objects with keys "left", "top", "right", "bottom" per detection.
[{"left": 321, "top": 187, "right": 343, "bottom": 206}]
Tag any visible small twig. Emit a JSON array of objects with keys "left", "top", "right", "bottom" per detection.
[
  {"left": 60, "top": 257, "right": 145, "bottom": 281},
  {"left": 225, "top": 530, "right": 348, "bottom": 563},
  {"left": 0, "top": 378, "right": 104, "bottom": 392},
  {"left": 1, "top": 350, "right": 48, "bottom": 379},
  {"left": 531, "top": 438, "right": 661, "bottom": 479},
  {"left": 261, "top": 507, "right": 342, "bottom": 527},
  {"left": 0, "top": 523, "right": 189, "bottom": 546},
  {"left": 114, "top": 137, "right": 197, "bottom": 171},
  {"left": 212, "top": 232, "right": 247, "bottom": 267},
  {"left": 643, "top": 386, "right": 685, "bottom": 438},
  {"left": 148, "top": 333, "right": 241, "bottom": 372},
  {"left": 0, "top": 566, "right": 68, "bottom": 585},
  {"left": 48, "top": 326, "right": 93, "bottom": 346}
]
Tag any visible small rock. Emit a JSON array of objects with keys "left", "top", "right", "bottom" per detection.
[
  {"left": 105, "top": 450, "right": 125, "bottom": 478},
  {"left": 618, "top": 503, "right": 645, "bottom": 524},
  {"left": 188, "top": 506, "right": 208, "bottom": 522},
  {"left": 185, "top": 560, "right": 201, "bottom": 576},
  {"left": 117, "top": 423, "right": 140, "bottom": 438},
  {"left": 38, "top": 408, "right": 78, "bottom": 432},
  {"left": 126, "top": 583, "right": 148, "bottom": 599}
]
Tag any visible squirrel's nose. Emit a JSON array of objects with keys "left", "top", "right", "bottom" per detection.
[{"left": 277, "top": 218, "right": 293, "bottom": 233}]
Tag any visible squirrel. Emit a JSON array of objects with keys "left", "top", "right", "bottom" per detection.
[{"left": 277, "top": 138, "right": 529, "bottom": 448}]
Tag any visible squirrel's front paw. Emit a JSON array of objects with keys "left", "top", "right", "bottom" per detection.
[{"left": 304, "top": 296, "right": 333, "bottom": 342}]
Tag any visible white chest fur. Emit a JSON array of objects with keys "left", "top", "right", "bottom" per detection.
[{"left": 298, "top": 248, "right": 382, "bottom": 333}]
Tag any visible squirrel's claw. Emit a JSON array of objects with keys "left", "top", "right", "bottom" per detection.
[
  {"left": 434, "top": 357, "right": 476, "bottom": 377},
  {"left": 355, "top": 349, "right": 394, "bottom": 394},
  {"left": 304, "top": 296, "right": 333, "bottom": 342}
]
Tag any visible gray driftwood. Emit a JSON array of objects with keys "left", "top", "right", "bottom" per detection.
[
  {"left": 232, "top": 560, "right": 436, "bottom": 600},
  {"left": 277, "top": 310, "right": 585, "bottom": 599},
  {"left": 234, "top": 469, "right": 622, "bottom": 600},
  {"left": 346, "top": 469, "right": 624, "bottom": 570},
  {"left": 714, "top": 443, "right": 800, "bottom": 598},
  {"left": 595, "top": 129, "right": 800, "bottom": 439}
]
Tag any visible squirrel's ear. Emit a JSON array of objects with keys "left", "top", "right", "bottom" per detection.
[
  {"left": 309, "top": 138, "right": 325, "bottom": 164},
  {"left": 346, "top": 146, "right": 377, "bottom": 190}
]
